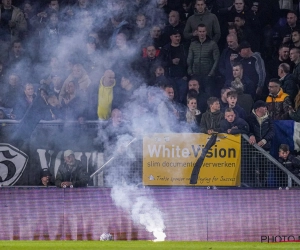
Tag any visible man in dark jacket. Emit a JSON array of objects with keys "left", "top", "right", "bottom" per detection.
[
  {"left": 200, "top": 97, "right": 224, "bottom": 134},
  {"left": 247, "top": 100, "right": 274, "bottom": 151},
  {"left": 278, "top": 63, "right": 298, "bottom": 105},
  {"left": 161, "top": 30, "right": 188, "bottom": 103},
  {"left": 55, "top": 150, "right": 89, "bottom": 188},
  {"left": 186, "top": 78, "right": 209, "bottom": 116},
  {"left": 218, "top": 33, "right": 239, "bottom": 84}
]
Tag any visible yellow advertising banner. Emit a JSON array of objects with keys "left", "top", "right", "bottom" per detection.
[{"left": 143, "top": 133, "right": 241, "bottom": 186}]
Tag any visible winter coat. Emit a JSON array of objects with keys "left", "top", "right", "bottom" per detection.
[
  {"left": 280, "top": 73, "right": 298, "bottom": 105},
  {"left": 246, "top": 110, "right": 274, "bottom": 151},
  {"left": 187, "top": 37, "right": 220, "bottom": 76},
  {"left": 183, "top": 9, "right": 221, "bottom": 42},
  {"left": 200, "top": 110, "right": 224, "bottom": 133},
  {"left": 161, "top": 43, "right": 188, "bottom": 78},
  {"left": 266, "top": 88, "right": 291, "bottom": 120},
  {"left": 55, "top": 159, "right": 89, "bottom": 188},
  {"left": 220, "top": 117, "right": 249, "bottom": 134}
]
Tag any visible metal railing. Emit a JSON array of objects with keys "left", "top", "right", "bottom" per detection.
[
  {"left": 1, "top": 119, "right": 299, "bottom": 188},
  {"left": 241, "top": 134, "right": 300, "bottom": 188}
]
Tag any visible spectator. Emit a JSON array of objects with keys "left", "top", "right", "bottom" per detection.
[
  {"left": 148, "top": 25, "right": 165, "bottom": 49},
  {"left": 59, "top": 64, "right": 91, "bottom": 105},
  {"left": 55, "top": 149, "right": 89, "bottom": 188},
  {"left": 187, "top": 24, "right": 220, "bottom": 96},
  {"left": 0, "top": 72, "right": 22, "bottom": 109},
  {"left": 39, "top": 11, "right": 64, "bottom": 62},
  {"left": 181, "top": 0, "right": 193, "bottom": 23},
  {"left": 12, "top": 83, "right": 36, "bottom": 120},
  {"left": 61, "top": 81, "right": 86, "bottom": 121},
  {"left": 97, "top": 69, "right": 116, "bottom": 120},
  {"left": 278, "top": 63, "right": 298, "bottom": 105},
  {"left": 267, "top": 44, "right": 291, "bottom": 79},
  {"left": 96, "top": 108, "right": 131, "bottom": 153},
  {"left": 278, "top": 144, "right": 300, "bottom": 176},
  {"left": 48, "top": 74, "right": 63, "bottom": 98},
  {"left": 218, "top": 33, "right": 240, "bottom": 85},
  {"left": 161, "top": 30, "right": 188, "bottom": 103},
  {"left": 6, "top": 40, "right": 32, "bottom": 81},
  {"left": 237, "top": 41, "right": 266, "bottom": 99},
  {"left": 200, "top": 97, "right": 224, "bottom": 134},
  {"left": 39, "top": 168, "right": 54, "bottom": 186},
  {"left": 133, "top": 13, "right": 148, "bottom": 45},
  {"left": 289, "top": 90, "right": 300, "bottom": 121},
  {"left": 223, "top": 90, "right": 247, "bottom": 119},
  {"left": 112, "top": 73, "right": 137, "bottom": 110},
  {"left": 234, "top": 13, "right": 260, "bottom": 52},
  {"left": 220, "top": 108, "right": 249, "bottom": 134},
  {"left": 266, "top": 78, "right": 291, "bottom": 120},
  {"left": 291, "top": 29, "right": 300, "bottom": 49},
  {"left": 231, "top": 78, "right": 254, "bottom": 115},
  {"left": 80, "top": 36, "right": 102, "bottom": 78},
  {"left": 219, "top": 87, "right": 231, "bottom": 110},
  {"left": 39, "top": 56, "right": 62, "bottom": 86},
  {"left": 185, "top": 96, "right": 201, "bottom": 133},
  {"left": 0, "top": 0, "right": 27, "bottom": 43},
  {"left": 137, "top": 44, "right": 162, "bottom": 83},
  {"left": 278, "top": 11, "right": 300, "bottom": 46},
  {"left": 225, "top": 62, "right": 256, "bottom": 98},
  {"left": 187, "top": 78, "right": 209, "bottom": 116},
  {"left": 183, "top": 0, "right": 221, "bottom": 43},
  {"left": 247, "top": 100, "right": 274, "bottom": 151},
  {"left": 223, "top": 0, "right": 249, "bottom": 25},
  {"left": 162, "top": 10, "right": 186, "bottom": 46},
  {"left": 290, "top": 47, "right": 300, "bottom": 86}
]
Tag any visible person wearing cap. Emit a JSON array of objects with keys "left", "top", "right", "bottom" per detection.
[
  {"left": 55, "top": 150, "right": 89, "bottom": 188},
  {"left": 246, "top": 100, "right": 274, "bottom": 151},
  {"left": 266, "top": 78, "right": 292, "bottom": 120},
  {"left": 237, "top": 41, "right": 266, "bottom": 98},
  {"left": 39, "top": 168, "right": 54, "bottom": 186}
]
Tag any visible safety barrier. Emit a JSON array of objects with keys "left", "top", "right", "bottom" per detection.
[{"left": 0, "top": 120, "right": 299, "bottom": 188}]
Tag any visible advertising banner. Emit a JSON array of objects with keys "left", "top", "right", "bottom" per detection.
[{"left": 143, "top": 133, "right": 241, "bottom": 186}]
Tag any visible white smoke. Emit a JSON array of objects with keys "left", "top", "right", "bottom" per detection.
[{"left": 111, "top": 183, "right": 166, "bottom": 242}]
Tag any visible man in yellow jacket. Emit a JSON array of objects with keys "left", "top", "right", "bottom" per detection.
[
  {"left": 266, "top": 78, "right": 292, "bottom": 120},
  {"left": 97, "top": 70, "right": 116, "bottom": 120}
]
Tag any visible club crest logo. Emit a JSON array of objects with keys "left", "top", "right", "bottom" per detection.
[{"left": 0, "top": 144, "right": 28, "bottom": 186}]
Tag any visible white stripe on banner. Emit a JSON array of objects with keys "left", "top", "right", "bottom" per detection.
[{"left": 293, "top": 122, "right": 300, "bottom": 152}]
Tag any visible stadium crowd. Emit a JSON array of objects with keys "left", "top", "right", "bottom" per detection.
[{"left": 1, "top": 0, "right": 300, "bottom": 185}]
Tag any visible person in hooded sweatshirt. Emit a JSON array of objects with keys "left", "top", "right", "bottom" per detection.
[
  {"left": 236, "top": 41, "right": 266, "bottom": 99},
  {"left": 200, "top": 97, "right": 224, "bottom": 134},
  {"left": 183, "top": 0, "right": 221, "bottom": 43}
]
